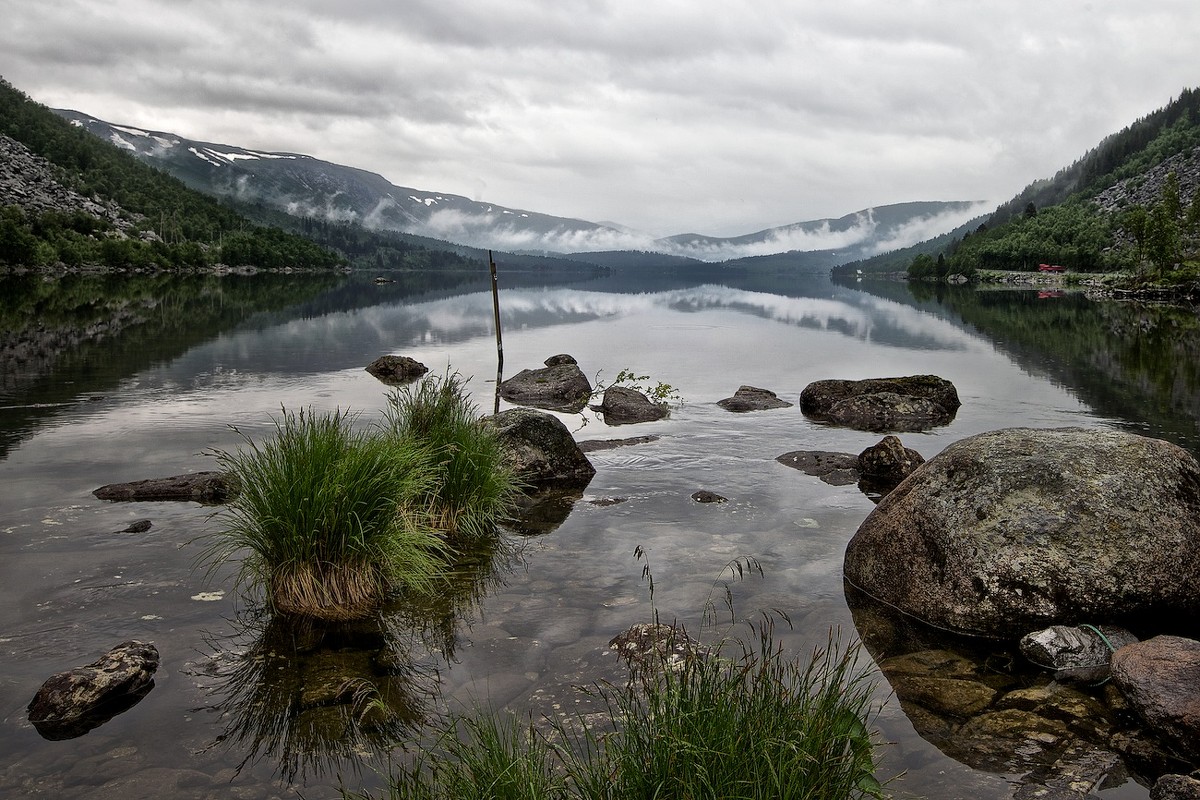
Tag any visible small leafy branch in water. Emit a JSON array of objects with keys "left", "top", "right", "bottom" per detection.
[{"left": 593, "top": 368, "right": 684, "bottom": 406}]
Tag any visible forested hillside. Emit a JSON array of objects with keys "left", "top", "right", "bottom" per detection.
[
  {"left": 0, "top": 77, "right": 341, "bottom": 270},
  {"left": 838, "top": 88, "right": 1200, "bottom": 283}
]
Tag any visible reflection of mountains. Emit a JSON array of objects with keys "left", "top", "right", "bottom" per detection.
[
  {"left": 174, "top": 282, "right": 975, "bottom": 381},
  {"left": 838, "top": 277, "right": 1200, "bottom": 455}
]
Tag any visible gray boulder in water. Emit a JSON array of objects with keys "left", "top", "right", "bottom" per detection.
[
  {"left": 27, "top": 641, "right": 160, "bottom": 740},
  {"left": 498, "top": 355, "right": 593, "bottom": 413},
  {"left": 800, "top": 374, "right": 960, "bottom": 431},
  {"left": 485, "top": 408, "right": 595, "bottom": 489},
  {"left": 844, "top": 427, "right": 1200, "bottom": 637}
]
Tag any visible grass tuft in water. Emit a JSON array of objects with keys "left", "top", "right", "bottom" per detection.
[
  {"left": 347, "top": 624, "right": 883, "bottom": 800},
  {"left": 384, "top": 370, "right": 519, "bottom": 543},
  {"left": 205, "top": 406, "right": 448, "bottom": 620}
]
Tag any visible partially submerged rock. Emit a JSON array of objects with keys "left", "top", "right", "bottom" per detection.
[
  {"left": 800, "top": 375, "right": 961, "bottom": 431},
  {"left": 691, "top": 490, "right": 727, "bottom": 503},
  {"left": 1111, "top": 636, "right": 1200, "bottom": 760},
  {"left": 365, "top": 355, "right": 428, "bottom": 384},
  {"left": 485, "top": 408, "right": 595, "bottom": 490},
  {"left": 498, "top": 355, "right": 593, "bottom": 413},
  {"left": 592, "top": 385, "right": 668, "bottom": 425},
  {"left": 856, "top": 434, "right": 924, "bottom": 487},
  {"left": 1021, "top": 625, "right": 1138, "bottom": 685},
  {"left": 777, "top": 436, "right": 925, "bottom": 497},
  {"left": 577, "top": 435, "right": 660, "bottom": 453},
  {"left": 27, "top": 641, "right": 160, "bottom": 740},
  {"left": 93, "top": 471, "right": 237, "bottom": 504},
  {"left": 609, "top": 623, "right": 708, "bottom": 674},
  {"left": 844, "top": 427, "right": 1200, "bottom": 637},
  {"left": 716, "top": 385, "right": 793, "bottom": 412},
  {"left": 775, "top": 450, "right": 860, "bottom": 486}
]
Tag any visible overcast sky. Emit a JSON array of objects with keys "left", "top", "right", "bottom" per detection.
[{"left": 1, "top": 1, "right": 1197, "bottom": 238}]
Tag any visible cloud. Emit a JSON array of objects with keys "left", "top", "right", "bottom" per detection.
[{"left": 3, "top": 1, "right": 1198, "bottom": 238}]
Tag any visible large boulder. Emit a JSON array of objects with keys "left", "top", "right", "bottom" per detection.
[
  {"left": 498, "top": 355, "right": 593, "bottom": 413},
  {"left": 800, "top": 375, "right": 960, "bottom": 431},
  {"left": 844, "top": 427, "right": 1200, "bottom": 637},
  {"left": 484, "top": 408, "right": 595, "bottom": 490},
  {"left": 593, "top": 385, "right": 668, "bottom": 425},
  {"left": 27, "top": 641, "right": 160, "bottom": 740},
  {"left": 1111, "top": 636, "right": 1200, "bottom": 759}
]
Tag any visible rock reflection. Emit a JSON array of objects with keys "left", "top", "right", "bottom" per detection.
[
  {"left": 191, "top": 539, "right": 520, "bottom": 783},
  {"left": 844, "top": 582, "right": 1174, "bottom": 797}
]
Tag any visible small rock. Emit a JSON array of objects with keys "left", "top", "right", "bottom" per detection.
[
  {"left": 93, "top": 472, "right": 237, "bottom": 504},
  {"left": 691, "top": 490, "right": 727, "bottom": 503},
  {"left": 1020, "top": 624, "right": 1138, "bottom": 684},
  {"left": 120, "top": 519, "right": 153, "bottom": 533},
  {"left": 1152, "top": 773, "right": 1200, "bottom": 800},
  {"left": 593, "top": 385, "right": 669, "bottom": 425},
  {"left": 27, "top": 641, "right": 160, "bottom": 740},
  {"left": 857, "top": 435, "right": 924, "bottom": 486},
  {"left": 365, "top": 355, "right": 428, "bottom": 384},
  {"left": 716, "top": 385, "right": 793, "bottom": 412},
  {"left": 577, "top": 435, "right": 660, "bottom": 453}
]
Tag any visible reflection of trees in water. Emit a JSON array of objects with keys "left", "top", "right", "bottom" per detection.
[{"left": 195, "top": 537, "right": 521, "bottom": 783}]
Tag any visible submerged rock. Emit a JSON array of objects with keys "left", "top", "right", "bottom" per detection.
[
  {"left": 93, "top": 471, "right": 237, "bottom": 504},
  {"left": 28, "top": 641, "right": 160, "bottom": 740},
  {"left": 800, "top": 374, "right": 960, "bottom": 431},
  {"left": 716, "top": 385, "right": 793, "bottom": 412},
  {"left": 577, "top": 435, "right": 660, "bottom": 453},
  {"left": 498, "top": 355, "right": 593, "bottom": 413},
  {"left": 690, "top": 490, "right": 727, "bottom": 504},
  {"left": 609, "top": 623, "right": 708, "bottom": 674},
  {"left": 844, "top": 427, "right": 1200, "bottom": 637}
]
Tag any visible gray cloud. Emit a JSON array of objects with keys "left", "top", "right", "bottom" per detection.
[{"left": 2, "top": 1, "right": 1196, "bottom": 238}]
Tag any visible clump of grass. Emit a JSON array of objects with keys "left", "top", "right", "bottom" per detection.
[
  {"left": 348, "top": 625, "right": 883, "bottom": 800},
  {"left": 384, "top": 371, "right": 519, "bottom": 542},
  {"left": 597, "top": 623, "right": 883, "bottom": 799},
  {"left": 206, "top": 407, "right": 448, "bottom": 620}
]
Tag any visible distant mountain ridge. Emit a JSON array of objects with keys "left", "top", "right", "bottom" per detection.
[{"left": 56, "top": 110, "right": 982, "bottom": 264}]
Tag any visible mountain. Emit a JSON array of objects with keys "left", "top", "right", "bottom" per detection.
[
  {"left": 659, "top": 201, "right": 986, "bottom": 263},
  {"left": 56, "top": 110, "right": 981, "bottom": 263},
  {"left": 55, "top": 109, "right": 633, "bottom": 255},
  {"left": 0, "top": 78, "right": 342, "bottom": 271}
]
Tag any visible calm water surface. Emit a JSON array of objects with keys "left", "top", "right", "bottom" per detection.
[{"left": 1, "top": 268, "right": 1194, "bottom": 799}]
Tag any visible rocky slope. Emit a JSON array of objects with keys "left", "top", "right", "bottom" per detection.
[{"left": 0, "top": 132, "right": 135, "bottom": 232}]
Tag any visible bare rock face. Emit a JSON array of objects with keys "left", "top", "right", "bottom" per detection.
[
  {"left": 594, "top": 385, "right": 668, "bottom": 425},
  {"left": 800, "top": 375, "right": 960, "bottom": 431},
  {"left": 498, "top": 355, "right": 593, "bottom": 413},
  {"left": 1111, "top": 636, "right": 1200, "bottom": 760},
  {"left": 484, "top": 408, "right": 595, "bottom": 489},
  {"left": 27, "top": 641, "right": 160, "bottom": 740},
  {"left": 364, "top": 355, "right": 428, "bottom": 384},
  {"left": 716, "top": 385, "right": 793, "bottom": 412},
  {"left": 844, "top": 427, "right": 1200, "bottom": 637}
]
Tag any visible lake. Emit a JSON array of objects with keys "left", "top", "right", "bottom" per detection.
[{"left": 1, "top": 265, "right": 1196, "bottom": 799}]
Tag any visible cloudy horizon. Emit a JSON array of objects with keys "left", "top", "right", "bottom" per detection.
[{"left": 1, "top": 1, "right": 1197, "bottom": 239}]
